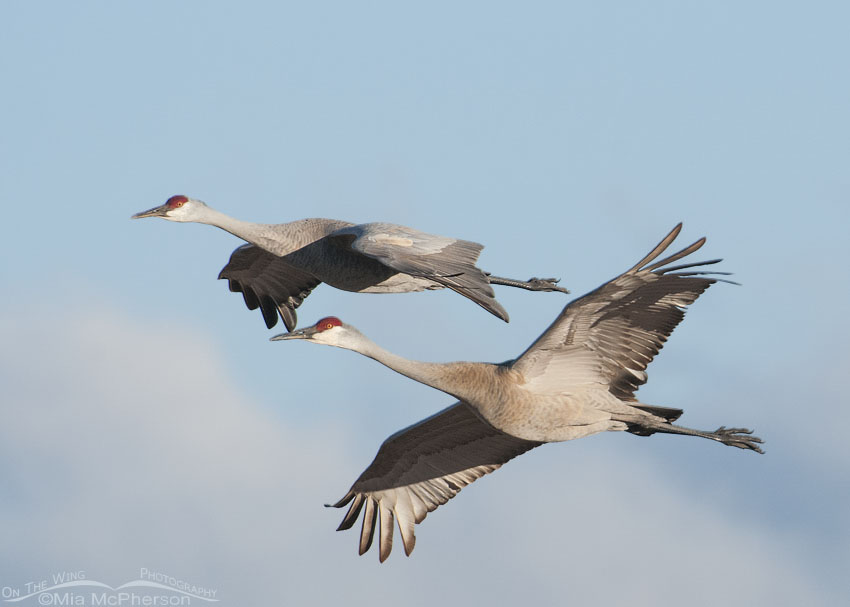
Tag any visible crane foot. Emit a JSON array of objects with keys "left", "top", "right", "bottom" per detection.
[
  {"left": 525, "top": 277, "right": 570, "bottom": 293},
  {"left": 712, "top": 427, "right": 765, "bottom": 453}
]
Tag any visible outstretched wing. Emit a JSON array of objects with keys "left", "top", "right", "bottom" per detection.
[
  {"left": 330, "top": 223, "right": 510, "bottom": 322},
  {"left": 218, "top": 245, "right": 321, "bottom": 330},
  {"left": 329, "top": 402, "right": 541, "bottom": 562},
  {"left": 513, "top": 223, "right": 732, "bottom": 400}
]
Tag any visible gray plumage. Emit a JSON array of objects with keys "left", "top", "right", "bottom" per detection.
[
  {"left": 132, "top": 195, "right": 567, "bottom": 329},
  {"left": 272, "top": 223, "right": 763, "bottom": 561},
  {"left": 331, "top": 402, "right": 540, "bottom": 559}
]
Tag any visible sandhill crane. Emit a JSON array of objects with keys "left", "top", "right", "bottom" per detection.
[
  {"left": 132, "top": 195, "right": 567, "bottom": 330},
  {"left": 271, "top": 223, "right": 763, "bottom": 561}
]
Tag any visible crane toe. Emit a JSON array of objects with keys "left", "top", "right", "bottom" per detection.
[{"left": 714, "top": 426, "right": 765, "bottom": 453}]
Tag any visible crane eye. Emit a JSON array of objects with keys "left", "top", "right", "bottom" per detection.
[{"left": 165, "top": 195, "right": 188, "bottom": 209}]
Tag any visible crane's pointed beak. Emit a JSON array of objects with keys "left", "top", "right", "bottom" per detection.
[
  {"left": 131, "top": 204, "right": 169, "bottom": 219},
  {"left": 270, "top": 327, "right": 316, "bottom": 341}
]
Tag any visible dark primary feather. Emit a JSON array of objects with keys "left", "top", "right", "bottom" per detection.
[
  {"left": 218, "top": 244, "right": 321, "bottom": 331},
  {"left": 329, "top": 402, "right": 541, "bottom": 561},
  {"left": 513, "top": 223, "right": 726, "bottom": 400}
]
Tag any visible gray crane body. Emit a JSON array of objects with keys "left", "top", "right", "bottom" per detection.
[
  {"left": 159, "top": 208, "right": 432, "bottom": 292},
  {"left": 132, "top": 196, "right": 567, "bottom": 329}
]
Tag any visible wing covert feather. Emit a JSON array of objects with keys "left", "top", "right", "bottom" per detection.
[
  {"left": 331, "top": 223, "right": 509, "bottom": 322},
  {"left": 513, "top": 224, "right": 725, "bottom": 400}
]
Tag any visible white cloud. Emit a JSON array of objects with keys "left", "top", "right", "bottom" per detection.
[{"left": 0, "top": 295, "right": 843, "bottom": 606}]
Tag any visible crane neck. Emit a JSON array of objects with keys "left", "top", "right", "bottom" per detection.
[
  {"left": 346, "top": 331, "right": 489, "bottom": 406},
  {"left": 198, "top": 206, "right": 301, "bottom": 256}
]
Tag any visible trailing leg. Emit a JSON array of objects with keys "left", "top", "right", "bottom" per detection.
[
  {"left": 486, "top": 274, "right": 570, "bottom": 293},
  {"left": 623, "top": 416, "right": 764, "bottom": 453}
]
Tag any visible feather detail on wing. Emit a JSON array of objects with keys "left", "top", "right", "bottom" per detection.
[
  {"left": 513, "top": 223, "right": 733, "bottom": 400},
  {"left": 328, "top": 402, "right": 541, "bottom": 561},
  {"left": 331, "top": 223, "right": 510, "bottom": 322},
  {"left": 218, "top": 244, "right": 321, "bottom": 330}
]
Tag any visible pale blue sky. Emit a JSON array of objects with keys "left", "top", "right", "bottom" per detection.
[{"left": 2, "top": 1, "right": 848, "bottom": 605}]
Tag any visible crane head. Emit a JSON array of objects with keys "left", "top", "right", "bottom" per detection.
[
  {"left": 131, "top": 195, "right": 208, "bottom": 222},
  {"left": 270, "top": 316, "right": 355, "bottom": 348}
]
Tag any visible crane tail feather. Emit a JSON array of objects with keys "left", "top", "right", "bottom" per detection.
[{"left": 629, "top": 404, "right": 684, "bottom": 422}]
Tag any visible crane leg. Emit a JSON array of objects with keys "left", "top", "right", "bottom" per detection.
[
  {"left": 486, "top": 274, "right": 570, "bottom": 293},
  {"left": 626, "top": 419, "right": 765, "bottom": 453}
]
